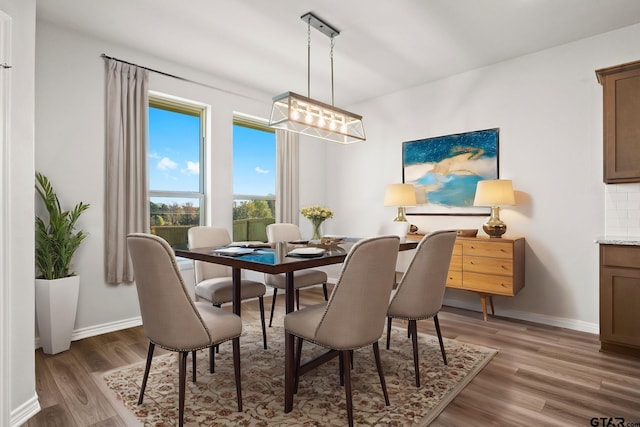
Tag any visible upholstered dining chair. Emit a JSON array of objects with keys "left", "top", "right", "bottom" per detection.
[
  {"left": 126, "top": 233, "right": 242, "bottom": 427},
  {"left": 264, "top": 223, "right": 329, "bottom": 326},
  {"left": 386, "top": 230, "right": 457, "bottom": 387},
  {"left": 284, "top": 235, "right": 400, "bottom": 427},
  {"left": 188, "top": 226, "right": 268, "bottom": 350}
]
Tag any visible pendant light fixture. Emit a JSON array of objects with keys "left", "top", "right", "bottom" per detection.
[{"left": 269, "top": 12, "right": 365, "bottom": 144}]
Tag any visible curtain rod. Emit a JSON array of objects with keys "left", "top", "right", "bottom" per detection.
[{"left": 100, "top": 53, "right": 262, "bottom": 102}]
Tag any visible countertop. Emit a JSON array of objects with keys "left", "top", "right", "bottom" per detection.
[{"left": 596, "top": 237, "right": 640, "bottom": 246}]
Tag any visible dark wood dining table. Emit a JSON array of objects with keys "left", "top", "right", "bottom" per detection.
[{"left": 175, "top": 237, "right": 418, "bottom": 413}]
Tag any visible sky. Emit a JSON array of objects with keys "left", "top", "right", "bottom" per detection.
[{"left": 148, "top": 107, "right": 275, "bottom": 204}]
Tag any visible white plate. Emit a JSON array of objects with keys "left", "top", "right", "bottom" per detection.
[
  {"left": 212, "top": 247, "right": 255, "bottom": 256},
  {"left": 288, "top": 247, "right": 325, "bottom": 256}
]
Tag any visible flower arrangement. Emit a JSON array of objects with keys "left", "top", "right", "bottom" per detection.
[{"left": 300, "top": 205, "right": 333, "bottom": 240}]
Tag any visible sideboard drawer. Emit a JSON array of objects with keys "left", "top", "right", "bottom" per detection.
[
  {"left": 462, "top": 241, "right": 512, "bottom": 259},
  {"left": 463, "top": 271, "right": 514, "bottom": 295},
  {"left": 464, "top": 256, "right": 513, "bottom": 276},
  {"left": 446, "top": 270, "right": 463, "bottom": 287}
]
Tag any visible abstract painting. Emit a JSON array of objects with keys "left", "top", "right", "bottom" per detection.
[{"left": 403, "top": 128, "right": 499, "bottom": 215}]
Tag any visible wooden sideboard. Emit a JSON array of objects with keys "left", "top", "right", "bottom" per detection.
[{"left": 407, "top": 234, "right": 525, "bottom": 320}]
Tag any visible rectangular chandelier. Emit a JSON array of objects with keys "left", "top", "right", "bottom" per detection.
[{"left": 269, "top": 91, "right": 365, "bottom": 144}]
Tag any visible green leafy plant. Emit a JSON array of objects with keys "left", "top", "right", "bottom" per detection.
[{"left": 35, "top": 172, "right": 90, "bottom": 280}]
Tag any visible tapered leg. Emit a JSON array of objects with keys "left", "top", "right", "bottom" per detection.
[
  {"left": 138, "top": 342, "right": 155, "bottom": 405},
  {"left": 339, "top": 351, "right": 345, "bottom": 386},
  {"left": 341, "top": 350, "right": 354, "bottom": 427},
  {"left": 191, "top": 350, "right": 197, "bottom": 382},
  {"left": 410, "top": 320, "right": 420, "bottom": 387},
  {"left": 372, "top": 342, "right": 390, "bottom": 406},
  {"left": 295, "top": 289, "right": 300, "bottom": 310},
  {"left": 386, "top": 317, "right": 392, "bottom": 350},
  {"left": 294, "top": 337, "right": 303, "bottom": 393},
  {"left": 178, "top": 351, "right": 188, "bottom": 427},
  {"left": 433, "top": 314, "right": 447, "bottom": 365},
  {"left": 269, "top": 289, "right": 278, "bottom": 327},
  {"left": 209, "top": 346, "right": 215, "bottom": 373},
  {"left": 232, "top": 337, "right": 243, "bottom": 411},
  {"left": 322, "top": 282, "right": 328, "bottom": 300},
  {"left": 259, "top": 297, "right": 267, "bottom": 349}
]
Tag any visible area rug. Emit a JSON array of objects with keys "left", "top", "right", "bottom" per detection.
[{"left": 96, "top": 322, "right": 496, "bottom": 426}]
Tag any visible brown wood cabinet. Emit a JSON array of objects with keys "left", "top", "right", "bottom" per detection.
[
  {"left": 596, "top": 60, "right": 640, "bottom": 183},
  {"left": 599, "top": 244, "right": 640, "bottom": 357},
  {"left": 407, "top": 234, "right": 525, "bottom": 320}
]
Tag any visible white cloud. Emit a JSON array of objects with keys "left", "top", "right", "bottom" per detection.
[
  {"left": 184, "top": 161, "right": 199, "bottom": 175},
  {"left": 255, "top": 167, "right": 269, "bottom": 174},
  {"left": 157, "top": 157, "right": 177, "bottom": 170},
  {"left": 149, "top": 151, "right": 161, "bottom": 160}
]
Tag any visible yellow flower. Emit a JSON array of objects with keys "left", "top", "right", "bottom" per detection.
[{"left": 300, "top": 205, "right": 333, "bottom": 221}]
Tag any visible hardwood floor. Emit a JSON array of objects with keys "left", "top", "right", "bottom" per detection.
[{"left": 26, "top": 287, "right": 640, "bottom": 426}]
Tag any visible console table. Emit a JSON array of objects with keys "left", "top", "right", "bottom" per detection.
[{"left": 408, "top": 234, "right": 525, "bottom": 320}]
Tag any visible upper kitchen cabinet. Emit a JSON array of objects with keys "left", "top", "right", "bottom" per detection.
[{"left": 596, "top": 60, "right": 640, "bottom": 183}]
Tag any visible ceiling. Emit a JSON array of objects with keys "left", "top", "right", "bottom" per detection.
[{"left": 36, "top": 0, "right": 640, "bottom": 106}]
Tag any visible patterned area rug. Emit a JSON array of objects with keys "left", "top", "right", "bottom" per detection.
[{"left": 97, "top": 322, "right": 496, "bottom": 426}]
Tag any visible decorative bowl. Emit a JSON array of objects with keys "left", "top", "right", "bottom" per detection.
[{"left": 456, "top": 229, "right": 478, "bottom": 237}]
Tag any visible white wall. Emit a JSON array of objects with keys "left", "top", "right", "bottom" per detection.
[
  {"left": 0, "top": 0, "right": 40, "bottom": 425},
  {"left": 325, "top": 23, "right": 640, "bottom": 332}
]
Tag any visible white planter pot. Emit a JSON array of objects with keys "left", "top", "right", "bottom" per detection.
[{"left": 35, "top": 276, "right": 80, "bottom": 354}]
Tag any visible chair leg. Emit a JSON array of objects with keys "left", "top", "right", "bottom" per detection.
[
  {"left": 339, "top": 351, "right": 345, "bottom": 386},
  {"left": 232, "top": 337, "right": 243, "bottom": 412},
  {"left": 341, "top": 350, "right": 354, "bottom": 427},
  {"left": 191, "top": 350, "right": 197, "bottom": 382},
  {"left": 410, "top": 320, "right": 420, "bottom": 387},
  {"left": 214, "top": 304, "right": 221, "bottom": 354},
  {"left": 433, "top": 314, "right": 447, "bottom": 365},
  {"left": 209, "top": 346, "right": 215, "bottom": 373},
  {"left": 372, "top": 342, "right": 390, "bottom": 406},
  {"left": 294, "top": 337, "right": 303, "bottom": 393},
  {"left": 322, "top": 282, "right": 328, "bottom": 300},
  {"left": 295, "top": 289, "right": 300, "bottom": 310},
  {"left": 386, "top": 317, "right": 392, "bottom": 350},
  {"left": 269, "top": 289, "right": 278, "bottom": 327},
  {"left": 258, "top": 296, "right": 268, "bottom": 349},
  {"left": 178, "top": 351, "right": 188, "bottom": 427},
  {"left": 138, "top": 342, "right": 155, "bottom": 405}
]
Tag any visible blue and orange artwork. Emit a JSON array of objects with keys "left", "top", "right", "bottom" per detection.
[{"left": 403, "top": 128, "right": 498, "bottom": 213}]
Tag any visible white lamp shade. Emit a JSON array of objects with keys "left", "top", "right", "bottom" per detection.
[
  {"left": 384, "top": 184, "right": 417, "bottom": 207},
  {"left": 473, "top": 179, "right": 516, "bottom": 206}
]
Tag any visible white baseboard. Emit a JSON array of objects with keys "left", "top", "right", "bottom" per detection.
[
  {"left": 442, "top": 296, "right": 599, "bottom": 334},
  {"left": 34, "top": 316, "right": 143, "bottom": 349},
  {"left": 10, "top": 393, "right": 40, "bottom": 427}
]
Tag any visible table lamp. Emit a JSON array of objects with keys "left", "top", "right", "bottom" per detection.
[
  {"left": 384, "top": 183, "right": 417, "bottom": 222},
  {"left": 473, "top": 179, "right": 515, "bottom": 238}
]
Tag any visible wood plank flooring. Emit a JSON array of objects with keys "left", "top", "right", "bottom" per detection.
[{"left": 25, "top": 287, "right": 640, "bottom": 426}]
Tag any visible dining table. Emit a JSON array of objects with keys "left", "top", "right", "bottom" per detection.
[{"left": 175, "top": 236, "right": 418, "bottom": 413}]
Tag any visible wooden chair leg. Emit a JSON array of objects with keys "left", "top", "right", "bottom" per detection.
[
  {"left": 372, "top": 342, "right": 390, "bottom": 406},
  {"left": 433, "top": 314, "right": 447, "bottom": 365},
  {"left": 386, "top": 317, "right": 392, "bottom": 350},
  {"left": 322, "top": 282, "right": 328, "bottom": 300},
  {"left": 269, "top": 289, "right": 278, "bottom": 327},
  {"left": 294, "top": 337, "right": 303, "bottom": 393},
  {"left": 178, "top": 351, "right": 188, "bottom": 427},
  {"left": 232, "top": 337, "right": 243, "bottom": 412},
  {"left": 295, "top": 289, "right": 300, "bottom": 310},
  {"left": 191, "top": 350, "right": 197, "bottom": 382},
  {"left": 339, "top": 350, "right": 345, "bottom": 386},
  {"left": 209, "top": 346, "right": 215, "bottom": 373},
  {"left": 410, "top": 320, "right": 420, "bottom": 387},
  {"left": 138, "top": 342, "right": 155, "bottom": 405},
  {"left": 258, "top": 296, "right": 268, "bottom": 349},
  {"left": 341, "top": 350, "right": 354, "bottom": 427}
]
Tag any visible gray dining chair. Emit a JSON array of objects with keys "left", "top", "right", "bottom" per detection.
[
  {"left": 188, "top": 226, "right": 268, "bottom": 351},
  {"left": 386, "top": 230, "right": 457, "bottom": 387},
  {"left": 126, "top": 233, "right": 242, "bottom": 427},
  {"left": 264, "top": 223, "right": 329, "bottom": 326},
  {"left": 284, "top": 235, "right": 400, "bottom": 427}
]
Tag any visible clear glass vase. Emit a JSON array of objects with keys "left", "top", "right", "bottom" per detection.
[{"left": 311, "top": 219, "right": 324, "bottom": 240}]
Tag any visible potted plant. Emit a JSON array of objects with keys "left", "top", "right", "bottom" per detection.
[{"left": 35, "top": 172, "right": 90, "bottom": 354}]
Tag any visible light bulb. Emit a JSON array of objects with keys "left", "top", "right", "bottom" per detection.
[{"left": 318, "top": 116, "right": 326, "bottom": 127}]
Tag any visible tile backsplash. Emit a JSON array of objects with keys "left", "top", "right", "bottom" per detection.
[{"left": 605, "top": 183, "right": 640, "bottom": 237}]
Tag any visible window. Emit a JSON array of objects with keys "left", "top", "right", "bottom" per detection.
[
  {"left": 148, "top": 95, "right": 205, "bottom": 249},
  {"left": 232, "top": 116, "right": 276, "bottom": 242}
]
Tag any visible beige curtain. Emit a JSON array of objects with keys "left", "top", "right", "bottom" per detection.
[
  {"left": 105, "top": 59, "right": 150, "bottom": 284},
  {"left": 275, "top": 129, "right": 299, "bottom": 224}
]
